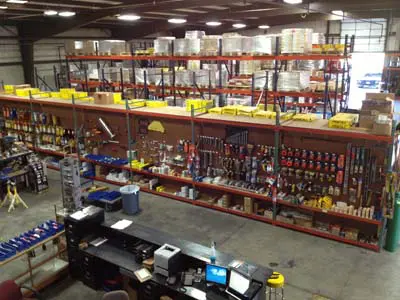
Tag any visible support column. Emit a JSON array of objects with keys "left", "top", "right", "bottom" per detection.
[{"left": 19, "top": 40, "right": 35, "bottom": 85}]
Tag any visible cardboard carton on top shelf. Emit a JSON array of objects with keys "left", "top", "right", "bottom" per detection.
[
  {"left": 13, "top": 84, "right": 31, "bottom": 94},
  {"left": 373, "top": 121, "right": 392, "bottom": 136},
  {"left": 365, "top": 93, "right": 395, "bottom": 101},
  {"left": 94, "top": 92, "right": 114, "bottom": 105},
  {"left": 359, "top": 114, "right": 375, "bottom": 129}
]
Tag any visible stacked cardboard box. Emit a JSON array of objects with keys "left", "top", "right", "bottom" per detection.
[
  {"left": 359, "top": 93, "right": 394, "bottom": 136},
  {"left": 244, "top": 197, "right": 254, "bottom": 214},
  {"left": 94, "top": 92, "right": 114, "bottom": 105}
]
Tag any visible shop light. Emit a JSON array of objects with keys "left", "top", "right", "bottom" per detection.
[
  {"left": 233, "top": 23, "right": 246, "bottom": 29},
  {"left": 331, "top": 10, "right": 344, "bottom": 16},
  {"left": 206, "top": 21, "right": 222, "bottom": 27},
  {"left": 0, "top": 5, "right": 8, "bottom": 8},
  {"left": 168, "top": 18, "right": 186, "bottom": 24},
  {"left": 59, "top": 11, "right": 76, "bottom": 17},
  {"left": 283, "top": 0, "right": 302, "bottom": 4},
  {"left": 6, "top": 0, "right": 28, "bottom": 4},
  {"left": 258, "top": 25, "right": 270, "bottom": 29},
  {"left": 117, "top": 14, "right": 141, "bottom": 21},
  {"left": 44, "top": 10, "right": 58, "bottom": 16}
]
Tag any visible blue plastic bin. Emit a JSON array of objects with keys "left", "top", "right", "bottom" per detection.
[{"left": 120, "top": 185, "right": 140, "bottom": 215}]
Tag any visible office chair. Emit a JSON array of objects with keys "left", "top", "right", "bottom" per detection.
[
  {"left": 102, "top": 290, "right": 129, "bottom": 300},
  {"left": 0, "top": 280, "right": 43, "bottom": 300}
]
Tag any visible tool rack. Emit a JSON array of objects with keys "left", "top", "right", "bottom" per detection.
[
  {"left": 63, "top": 35, "right": 354, "bottom": 117},
  {"left": 0, "top": 83, "right": 397, "bottom": 252}
]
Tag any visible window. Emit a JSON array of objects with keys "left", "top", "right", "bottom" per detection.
[{"left": 341, "top": 18, "right": 387, "bottom": 52}]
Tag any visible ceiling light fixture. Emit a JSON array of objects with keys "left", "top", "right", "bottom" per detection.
[
  {"left": 168, "top": 18, "right": 186, "bottom": 24},
  {"left": 117, "top": 14, "right": 141, "bottom": 21},
  {"left": 258, "top": 25, "right": 270, "bottom": 29},
  {"left": 206, "top": 21, "right": 222, "bottom": 26},
  {"left": 233, "top": 23, "right": 246, "bottom": 29},
  {"left": 283, "top": 0, "right": 302, "bottom": 4},
  {"left": 331, "top": 10, "right": 344, "bottom": 16},
  {"left": 58, "top": 11, "right": 75, "bottom": 17},
  {"left": 44, "top": 10, "right": 57, "bottom": 16},
  {"left": 0, "top": 5, "right": 8, "bottom": 8},
  {"left": 6, "top": 0, "right": 28, "bottom": 4}
]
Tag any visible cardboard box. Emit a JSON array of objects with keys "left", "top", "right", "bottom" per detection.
[
  {"left": 366, "top": 93, "right": 395, "bottom": 101},
  {"left": 94, "top": 92, "right": 114, "bottom": 105},
  {"left": 359, "top": 115, "right": 376, "bottom": 129},
  {"left": 373, "top": 122, "right": 392, "bottom": 136},
  {"left": 244, "top": 197, "right": 253, "bottom": 214},
  {"left": 361, "top": 100, "right": 393, "bottom": 115},
  {"left": 13, "top": 84, "right": 31, "bottom": 94}
]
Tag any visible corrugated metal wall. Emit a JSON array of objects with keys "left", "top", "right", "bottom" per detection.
[{"left": 0, "top": 26, "right": 24, "bottom": 84}]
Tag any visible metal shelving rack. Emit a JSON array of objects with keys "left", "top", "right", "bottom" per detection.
[
  {"left": 0, "top": 88, "right": 396, "bottom": 252},
  {"left": 383, "top": 52, "right": 400, "bottom": 96},
  {"left": 64, "top": 36, "right": 354, "bottom": 118}
]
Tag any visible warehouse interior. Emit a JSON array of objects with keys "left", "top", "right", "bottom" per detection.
[{"left": 0, "top": 0, "right": 400, "bottom": 300}]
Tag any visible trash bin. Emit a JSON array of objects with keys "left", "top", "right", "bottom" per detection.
[
  {"left": 120, "top": 185, "right": 140, "bottom": 215},
  {"left": 385, "top": 192, "right": 400, "bottom": 252}
]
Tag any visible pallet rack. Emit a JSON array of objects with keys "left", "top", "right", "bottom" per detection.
[
  {"left": 0, "top": 86, "right": 396, "bottom": 252},
  {"left": 383, "top": 52, "right": 400, "bottom": 95},
  {"left": 63, "top": 35, "right": 353, "bottom": 118}
]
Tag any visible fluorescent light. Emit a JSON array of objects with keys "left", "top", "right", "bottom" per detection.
[
  {"left": 58, "top": 11, "right": 75, "bottom": 17},
  {"left": 6, "top": 0, "right": 27, "bottom": 3},
  {"left": 44, "top": 10, "right": 57, "bottom": 16},
  {"left": 233, "top": 23, "right": 246, "bottom": 29},
  {"left": 258, "top": 25, "right": 270, "bottom": 29},
  {"left": 331, "top": 10, "right": 344, "bottom": 16},
  {"left": 283, "top": 0, "right": 302, "bottom": 4},
  {"left": 117, "top": 14, "right": 141, "bottom": 21},
  {"left": 206, "top": 21, "right": 221, "bottom": 26},
  {"left": 168, "top": 18, "right": 186, "bottom": 24},
  {"left": 0, "top": 5, "right": 8, "bottom": 9}
]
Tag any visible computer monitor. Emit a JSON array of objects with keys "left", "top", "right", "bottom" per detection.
[
  {"left": 205, "top": 264, "right": 228, "bottom": 286},
  {"left": 228, "top": 269, "right": 250, "bottom": 295}
]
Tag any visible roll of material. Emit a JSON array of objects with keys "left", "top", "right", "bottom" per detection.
[
  {"left": 176, "top": 70, "right": 193, "bottom": 86},
  {"left": 222, "top": 36, "right": 244, "bottom": 54},
  {"left": 195, "top": 69, "right": 217, "bottom": 87},
  {"left": 239, "top": 61, "right": 261, "bottom": 75},
  {"left": 174, "top": 39, "right": 187, "bottom": 55},
  {"left": 99, "top": 40, "right": 127, "bottom": 55},
  {"left": 187, "top": 38, "right": 201, "bottom": 55},
  {"left": 281, "top": 28, "right": 313, "bottom": 54},
  {"left": 312, "top": 33, "right": 325, "bottom": 44},
  {"left": 185, "top": 30, "right": 205, "bottom": 39},
  {"left": 293, "top": 60, "right": 323, "bottom": 71},
  {"left": 154, "top": 37, "right": 175, "bottom": 55},
  {"left": 200, "top": 35, "right": 221, "bottom": 55},
  {"left": 242, "top": 37, "right": 253, "bottom": 54},
  {"left": 252, "top": 35, "right": 273, "bottom": 54},
  {"left": 254, "top": 71, "right": 274, "bottom": 90},
  {"left": 278, "top": 71, "right": 311, "bottom": 92}
]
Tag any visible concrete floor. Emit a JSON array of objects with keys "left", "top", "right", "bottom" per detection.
[{"left": 1, "top": 170, "right": 399, "bottom": 300}]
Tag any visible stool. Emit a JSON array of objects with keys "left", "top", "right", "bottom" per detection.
[{"left": 266, "top": 272, "right": 284, "bottom": 300}]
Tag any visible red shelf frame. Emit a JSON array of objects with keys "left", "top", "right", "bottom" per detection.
[
  {"left": 195, "top": 201, "right": 274, "bottom": 224},
  {"left": 277, "top": 200, "right": 382, "bottom": 225},
  {"left": 0, "top": 95, "right": 392, "bottom": 143},
  {"left": 275, "top": 221, "right": 380, "bottom": 251},
  {"left": 66, "top": 54, "right": 349, "bottom": 62},
  {"left": 40, "top": 162, "right": 380, "bottom": 251}
]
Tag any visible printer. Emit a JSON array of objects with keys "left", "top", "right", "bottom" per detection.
[{"left": 154, "top": 244, "right": 181, "bottom": 277}]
